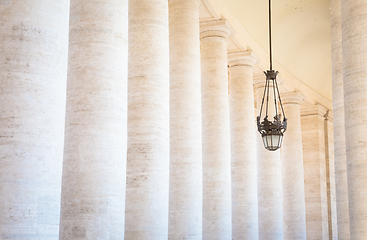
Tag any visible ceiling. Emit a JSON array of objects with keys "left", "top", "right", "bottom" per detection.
[{"left": 214, "top": 0, "right": 332, "bottom": 101}]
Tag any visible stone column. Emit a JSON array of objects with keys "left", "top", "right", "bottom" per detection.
[
  {"left": 254, "top": 76, "right": 283, "bottom": 240},
  {"left": 341, "top": 1, "right": 367, "bottom": 239},
  {"left": 324, "top": 114, "right": 339, "bottom": 240},
  {"left": 301, "top": 105, "right": 329, "bottom": 240},
  {"left": 168, "top": 0, "right": 202, "bottom": 239},
  {"left": 0, "top": 1, "right": 69, "bottom": 238},
  {"left": 281, "top": 92, "right": 307, "bottom": 240},
  {"left": 59, "top": 1, "right": 127, "bottom": 239},
  {"left": 124, "top": 0, "right": 170, "bottom": 239},
  {"left": 330, "top": 0, "right": 350, "bottom": 238},
  {"left": 228, "top": 51, "right": 258, "bottom": 240},
  {"left": 200, "top": 20, "right": 232, "bottom": 239}
]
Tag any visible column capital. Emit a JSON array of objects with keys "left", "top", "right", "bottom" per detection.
[
  {"left": 228, "top": 51, "right": 260, "bottom": 67},
  {"left": 169, "top": 0, "right": 200, "bottom": 5},
  {"left": 200, "top": 19, "right": 232, "bottom": 39},
  {"left": 281, "top": 91, "right": 304, "bottom": 105},
  {"left": 301, "top": 104, "right": 330, "bottom": 117}
]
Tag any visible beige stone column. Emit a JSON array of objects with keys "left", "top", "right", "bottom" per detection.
[
  {"left": 324, "top": 114, "right": 339, "bottom": 240},
  {"left": 301, "top": 105, "right": 329, "bottom": 240},
  {"left": 228, "top": 51, "right": 258, "bottom": 240},
  {"left": 341, "top": 1, "right": 367, "bottom": 239},
  {"left": 254, "top": 76, "right": 283, "bottom": 240},
  {"left": 59, "top": 1, "right": 127, "bottom": 239},
  {"left": 168, "top": 0, "right": 202, "bottom": 239},
  {"left": 281, "top": 92, "right": 307, "bottom": 240},
  {"left": 330, "top": 0, "right": 350, "bottom": 238},
  {"left": 0, "top": 1, "right": 69, "bottom": 238},
  {"left": 124, "top": 0, "right": 170, "bottom": 239},
  {"left": 200, "top": 20, "right": 232, "bottom": 239}
]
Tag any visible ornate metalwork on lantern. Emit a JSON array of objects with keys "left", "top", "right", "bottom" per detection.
[
  {"left": 256, "top": 0, "right": 288, "bottom": 151},
  {"left": 256, "top": 71, "right": 287, "bottom": 151}
]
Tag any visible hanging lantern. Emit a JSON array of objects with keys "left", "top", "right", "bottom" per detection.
[{"left": 256, "top": 0, "right": 287, "bottom": 151}]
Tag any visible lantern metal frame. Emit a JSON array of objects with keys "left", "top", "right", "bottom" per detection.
[{"left": 256, "top": 0, "right": 287, "bottom": 151}]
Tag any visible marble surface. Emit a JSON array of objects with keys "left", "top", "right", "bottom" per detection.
[
  {"left": 59, "top": 0, "right": 128, "bottom": 239},
  {"left": 200, "top": 20, "right": 232, "bottom": 240},
  {"left": 228, "top": 52, "right": 258, "bottom": 240},
  {"left": 281, "top": 92, "right": 307, "bottom": 240},
  {"left": 168, "top": 0, "right": 203, "bottom": 239},
  {"left": 0, "top": 0, "right": 69, "bottom": 238},
  {"left": 124, "top": 0, "right": 170, "bottom": 238},
  {"left": 341, "top": 0, "right": 367, "bottom": 238}
]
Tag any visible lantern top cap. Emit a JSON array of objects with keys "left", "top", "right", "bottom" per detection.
[{"left": 264, "top": 70, "right": 278, "bottom": 80}]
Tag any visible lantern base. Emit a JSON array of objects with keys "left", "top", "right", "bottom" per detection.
[
  {"left": 257, "top": 115, "right": 287, "bottom": 151},
  {"left": 261, "top": 132, "right": 283, "bottom": 151}
]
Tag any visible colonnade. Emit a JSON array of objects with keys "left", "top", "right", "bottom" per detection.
[{"left": 0, "top": 0, "right": 367, "bottom": 239}]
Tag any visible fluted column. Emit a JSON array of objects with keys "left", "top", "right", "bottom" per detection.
[
  {"left": 281, "top": 92, "right": 307, "bottom": 240},
  {"left": 169, "top": 0, "right": 202, "bottom": 239},
  {"left": 0, "top": 1, "right": 69, "bottom": 238},
  {"left": 301, "top": 105, "right": 329, "bottom": 240},
  {"left": 200, "top": 20, "right": 232, "bottom": 239},
  {"left": 228, "top": 51, "right": 258, "bottom": 240},
  {"left": 125, "top": 0, "right": 170, "bottom": 239},
  {"left": 254, "top": 76, "right": 283, "bottom": 240},
  {"left": 341, "top": 1, "right": 367, "bottom": 238},
  {"left": 59, "top": 1, "right": 127, "bottom": 238},
  {"left": 330, "top": 0, "right": 350, "bottom": 238}
]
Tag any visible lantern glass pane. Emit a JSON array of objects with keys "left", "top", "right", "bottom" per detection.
[
  {"left": 278, "top": 135, "right": 283, "bottom": 148},
  {"left": 272, "top": 135, "right": 280, "bottom": 148},
  {"left": 265, "top": 135, "right": 271, "bottom": 150},
  {"left": 262, "top": 136, "right": 268, "bottom": 148},
  {"left": 267, "top": 135, "right": 272, "bottom": 149}
]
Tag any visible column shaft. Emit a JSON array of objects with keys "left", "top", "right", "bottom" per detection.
[
  {"left": 254, "top": 77, "right": 283, "bottom": 240},
  {"left": 341, "top": 1, "right": 367, "bottom": 238},
  {"left": 0, "top": 1, "right": 69, "bottom": 238},
  {"left": 325, "top": 116, "right": 339, "bottom": 240},
  {"left": 59, "top": 1, "right": 127, "bottom": 239},
  {"left": 169, "top": 0, "right": 202, "bottom": 239},
  {"left": 301, "top": 105, "right": 329, "bottom": 240},
  {"left": 228, "top": 52, "right": 258, "bottom": 240},
  {"left": 330, "top": 0, "right": 351, "bottom": 238},
  {"left": 125, "top": 0, "right": 170, "bottom": 238},
  {"left": 200, "top": 20, "right": 232, "bottom": 240},
  {"left": 281, "top": 93, "right": 306, "bottom": 240}
]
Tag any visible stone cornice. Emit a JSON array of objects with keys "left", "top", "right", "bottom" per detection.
[
  {"left": 300, "top": 104, "right": 329, "bottom": 117},
  {"left": 200, "top": 0, "right": 332, "bottom": 110},
  {"left": 324, "top": 109, "right": 333, "bottom": 122}
]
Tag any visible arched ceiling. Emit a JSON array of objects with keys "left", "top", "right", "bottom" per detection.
[{"left": 223, "top": 0, "right": 332, "bottom": 101}]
